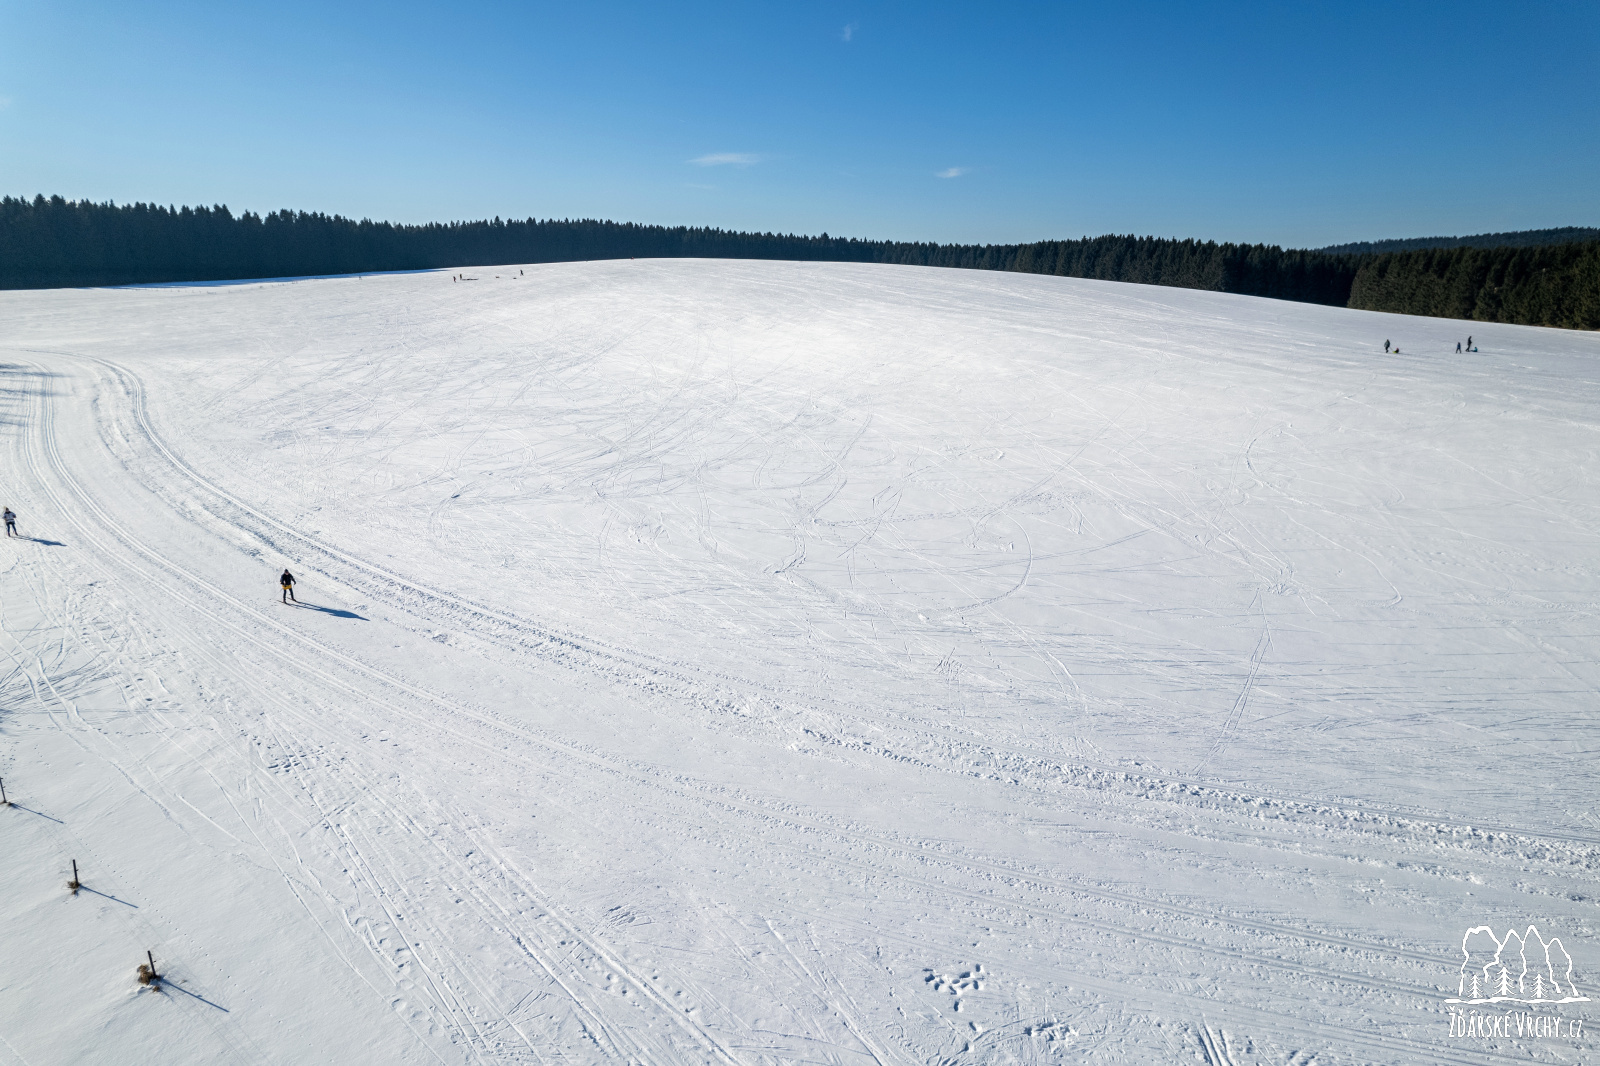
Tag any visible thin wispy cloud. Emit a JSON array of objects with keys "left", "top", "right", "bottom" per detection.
[
  {"left": 841, "top": 23, "right": 858, "bottom": 43},
  {"left": 690, "top": 153, "right": 762, "bottom": 167},
  {"left": 936, "top": 167, "right": 968, "bottom": 179}
]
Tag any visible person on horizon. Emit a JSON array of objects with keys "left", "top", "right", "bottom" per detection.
[
  {"left": 280, "top": 569, "right": 297, "bottom": 603},
  {"left": 1384, "top": 340, "right": 1391, "bottom": 353},
  {"left": 3, "top": 508, "right": 14, "bottom": 537}
]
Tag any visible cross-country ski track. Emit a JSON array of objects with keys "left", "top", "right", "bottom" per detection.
[{"left": 1, "top": 259, "right": 1597, "bottom": 1064}]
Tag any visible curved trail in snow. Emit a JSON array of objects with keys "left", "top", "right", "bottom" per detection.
[
  {"left": 8, "top": 355, "right": 744, "bottom": 1065},
  {"left": 0, "top": 355, "right": 1544, "bottom": 1066},
  {"left": 99, "top": 358, "right": 1600, "bottom": 862}
]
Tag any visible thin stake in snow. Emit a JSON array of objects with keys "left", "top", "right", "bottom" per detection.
[
  {"left": 0, "top": 777, "right": 8, "bottom": 806},
  {"left": 138, "top": 951, "right": 160, "bottom": 986},
  {"left": 68, "top": 860, "right": 80, "bottom": 895}
]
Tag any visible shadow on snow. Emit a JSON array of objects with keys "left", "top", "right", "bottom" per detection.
[{"left": 288, "top": 602, "right": 368, "bottom": 620}]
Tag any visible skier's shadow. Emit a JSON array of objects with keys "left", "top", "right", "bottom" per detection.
[
  {"left": 290, "top": 602, "right": 368, "bottom": 620},
  {"left": 26, "top": 538, "right": 65, "bottom": 546}
]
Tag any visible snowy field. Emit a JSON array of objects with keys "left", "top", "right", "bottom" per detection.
[{"left": 0, "top": 259, "right": 1597, "bottom": 1065}]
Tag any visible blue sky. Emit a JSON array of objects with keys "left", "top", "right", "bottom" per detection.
[{"left": 1, "top": 1, "right": 1595, "bottom": 246}]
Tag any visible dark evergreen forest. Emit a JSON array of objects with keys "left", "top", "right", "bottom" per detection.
[
  {"left": 1347, "top": 242, "right": 1600, "bottom": 330},
  {"left": 2, "top": 195, "right": 1596, "bottom": 329},
  {"left": 1318, "top": 227, "right": 1600, "bottom": 256}
]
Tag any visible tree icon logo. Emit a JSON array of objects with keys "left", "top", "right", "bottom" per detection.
[{"left": 1448, "top": 925, "right": 1590, "bottom": 1005}]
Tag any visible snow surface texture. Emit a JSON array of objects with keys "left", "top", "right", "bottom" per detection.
[{"left": 0, "top": 260, "right": 1596, "bottom": 1065}]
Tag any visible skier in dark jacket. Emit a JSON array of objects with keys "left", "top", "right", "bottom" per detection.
[
  {"left": 280, "top": 570, "right": 297, "bottom": 603},
  {"left": 2, "top": 508, "right": 14, "bottom": 537},
  {"left": 1384, "top": 340, "right": 1391, "bottom": 353}
]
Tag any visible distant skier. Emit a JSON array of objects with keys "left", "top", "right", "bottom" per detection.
[
  {"left": 1456, "top": 341, "right": 1462, "bottom": 353},
  {"left": 2, "top": 507, "right": 14, "bottom": 537},
  {"left": 1384, "top": 340, "right": 1391, "bottom": 353},
  {"left": 280, "top": 569, "right": 297, "bottom": 603},
  {"left": 1467, "top": 335, "right": 1472, "bottom": 348}
]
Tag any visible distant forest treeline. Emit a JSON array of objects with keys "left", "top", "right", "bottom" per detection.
[
  {"left": 1318, "top": 226, "right": 1600, "bottom": 256},
  {"left": 1348, "top": 243, "right": 1600, "bottom": 329},
  {"left": 2, "top": 195, "right": 1596, "bottom": 329}
]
